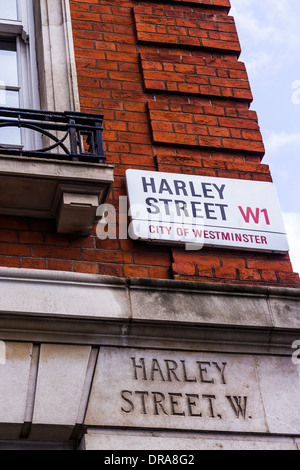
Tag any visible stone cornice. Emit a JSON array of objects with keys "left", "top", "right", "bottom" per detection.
[
  {"left": 1, "top": 266, "right": 300, "bottom": 297},
  {"left": 0, "top": 267, "right": 298, "bottom": 354}
]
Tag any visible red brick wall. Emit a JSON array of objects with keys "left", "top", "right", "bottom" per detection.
[{"left": 0, "top": 0, "right": 298, "bottom": 288}]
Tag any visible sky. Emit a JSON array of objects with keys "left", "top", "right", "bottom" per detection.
[{"left": 230, "top": 0, "right": 300, "bottom": 274}]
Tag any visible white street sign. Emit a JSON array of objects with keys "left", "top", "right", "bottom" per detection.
[{"left": 126, "top": 169, "right": 289, "bottom": 253}]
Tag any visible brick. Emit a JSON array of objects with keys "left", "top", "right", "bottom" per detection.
[
  {"left": 141, "top": 52, "right": 251, "bottom": 101},
  {"left": 0, "top": 243, "right": 31, "bottom": 257},
  {"left": 238, "top": 269, "right": 262, "bottom": 282},
  {"left": 45, "top": 233, "right": 71, "bottom": 246},
  {"left": 0, "top": 230, "right": 19, "bottom": 243},
  {"left": 221, "top": 257, "right": 246, "bottom": 269},
  {"left": 124, "top": 265, "right": 148, "bottom": 278},
  {"left": 196, "top": 266, "right": 214, "bottom": 278},
  {"left": 48, "top": 260, "right": 74, "bottom": 272},
  {"left": 29, "top": 219, "right": 55, "bottom": 232},
  {"left": 247, "top": 259, "right": 293, "bottom": 271},
  {"left": 172, "top": 262, "right": 197, "bottom": 276},
  {"left": 133, "top": 7, "right": 240, "bottom": 54},
  {"left": 73, "top": 262, "right": 99, "bottom": 275},
  {"left": 0, "top": 256, "right": 21, "bottom": 268},
  {"left": 173, "top": 252, "right": 221, "bottom": 267},
  {"left": 0, "top": 216, "right": 29, "bottom": 231},
  {"left": 214, "top": 267, "right": 237, "bottom": 279},
  {"left": 83, "top": 249, "right": 132, "bottom": 263},
  {"left": 148, "top": 266, "right": 170, "bottom": 279},
  {"left": 21, "top": 259, "right": 47, "bottom": 270},
  {"left": 19, "top": 232, "right": 44, "bottom": 245},
  {"left": 133, "top": 252, "right": 170, "bottom": 266},
  {"left": 98, "top": 264, "right": 123, "bottom": 277},
  {"left": 32, "top": 246, "right": 82, "bottom": 260},
  {"left": 277, "top": 272, "right": 300, "bottom": 285},
  {"left": 141, "top": 0, "right": 231, "bottom": 9},
  {"left": 148, "top": 101, "right": 264, "bottom": 155},
  {"left": 261, "top": 270, "right": 278, "bottom": 282}
]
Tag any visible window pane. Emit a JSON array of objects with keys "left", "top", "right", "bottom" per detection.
[
  {"left": 0, "top": 0, "right": 18, "bottom": 20},
  {"left": 0, "top": 38, "right": 21, "bottom": 145},
  {"left": 0, "top": 88, "right": 21, "bottom": 147},
  {"left": 0, "top": 39, "right": 18, "bottom": 87},
  {"left": 0, "top": 89, "right": 19, "bottom": 107},
  {"left": 0, "top": 127, "right": 21, "bottom": 146}
]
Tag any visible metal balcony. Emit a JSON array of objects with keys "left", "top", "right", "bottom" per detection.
[
  {"left": 0, "top": 107, "right": 106, "bottom": 163},
  {"left": 0, "top": 107, "right": 114, "bottom": 235}
]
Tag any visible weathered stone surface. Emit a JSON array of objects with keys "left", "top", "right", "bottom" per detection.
[
  {"left": 0, "top": 269, "right": 299, "bottom": 339},
  {"left": 85, "top": 347, "right": 267, "bottom": 433},
  {"left": 255, "top": 356, "right": 300, "bottom": 435},
  {"left": 33, "top": 344, "right": 91, "bottom": 426},
  {"left": 0, "top": 342, "right": 32, "bottom": 424},
  {"left": 129, "top": 286, "right": 272, "bottom": 327},
  {"left": 0, "top": 270, "right": 298, "bottom": 447},
  {"left": 269, "top": 296, "right": 300, "bottom": 329},
  {"left": 81, "top": 430, "right": 298, "bottom": 451},
  {"left": 0, "top": 269, "right": 129, "bottom": 320}
]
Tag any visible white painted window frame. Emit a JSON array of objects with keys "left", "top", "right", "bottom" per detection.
[
  {"left": 17, "top": 0, "right": 40, "bottom": 111},
  {"left": 0, "top": 0, "right": 40, "bottom": 109},
  {"left": 33, "top": 0, "right": 80, "bottom": 113},
  {"left": 0, "top": 0, "right": 80, "bottom": 149},
  {"left": 0, "top": 0, "right": 40, "bottom": 149}
]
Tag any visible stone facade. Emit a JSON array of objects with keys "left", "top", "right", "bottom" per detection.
[{"left": 0, "top": 268, "right": 299, "bottom": 449}]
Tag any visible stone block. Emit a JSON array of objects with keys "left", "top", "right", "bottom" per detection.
[
  {"left": 33, "top": 344, "right": 91, "bottom": 426},
  {"left": 0, "top": 342, "right": 32, "bottom": 425},
  {"left": 85, "top": 347, "right": 267, "bottom": 433},
  {"left": 81, "top": 429, "right": 298, "bottom": 451}
]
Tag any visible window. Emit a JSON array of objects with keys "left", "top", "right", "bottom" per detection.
[
  {"left": 0, "top": 0, "right": 80, "bottom": 150},
  {"left": 0, "top": 0, "right": 18, "bottom": 21},
  {"left": 0, "top": 37, "right": 20, "bottom": 144},
  {"left": 0, "top": 0, "right": 39, "bottom": 148}
]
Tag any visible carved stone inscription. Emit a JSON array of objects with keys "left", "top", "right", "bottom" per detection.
[
  {"left": 85, "top": 348, "right": 267, "bottom": 433},
  {"left": 122, "top": 358, "right": 244, "bottom": 420}
]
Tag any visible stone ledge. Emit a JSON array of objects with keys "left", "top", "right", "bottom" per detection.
[
  {"left": 0, "top": 155, "right": 114, "bottom": 234},
  {"left": 0, "top": 267, "right": 298, "bottom": 354},
  {"left": 1, "top": 266, "right": 299, "bottom": 297},
  {"left": 81, "top": 429, "right": 300, "bottom": 451}
]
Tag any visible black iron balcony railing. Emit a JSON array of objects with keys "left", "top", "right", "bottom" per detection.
[{"left": 0, "top": 107, "right": 106, "bottom": 163}]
